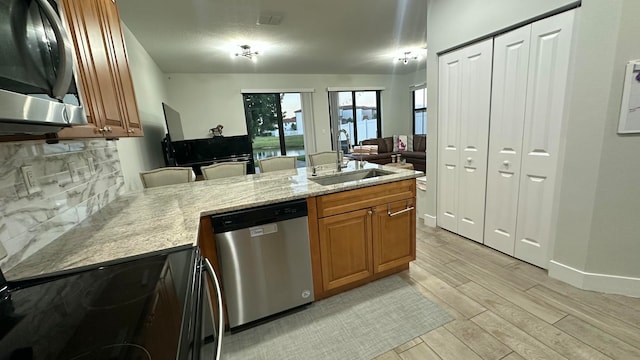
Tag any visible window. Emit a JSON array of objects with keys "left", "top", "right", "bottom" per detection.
[
  {"left": 413, "top": 87, "right": 427, "bottom": 135},
  {"left": 328, "top": 90, "right": 381, "bottom": 152},
  {"left": 242, "top": 93, "right": 306, "bottom": 168}
]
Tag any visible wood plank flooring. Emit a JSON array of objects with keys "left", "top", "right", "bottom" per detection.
[{"left": 374, "top": 222, "right": 640, "bottom": 360}]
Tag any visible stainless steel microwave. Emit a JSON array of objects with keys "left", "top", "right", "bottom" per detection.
[{"left": 0, "top": 0, "right": 87, "bottom": 136}]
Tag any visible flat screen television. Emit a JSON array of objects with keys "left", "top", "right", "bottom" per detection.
[{"left": 162, "top": 102, "right": 186, "bottom": 142}]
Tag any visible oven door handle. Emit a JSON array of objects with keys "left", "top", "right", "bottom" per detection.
[
  {"left": 203, "top": 258, "right": 224, "bottom": 360},
  {"left": 34, "top": 0, "right": 74, "bottom": 101}
]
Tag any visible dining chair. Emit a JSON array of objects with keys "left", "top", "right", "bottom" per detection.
[
  {"left": 139, "top": 167, "right": 195, "bottom": 188},
  {"left": 259, "top": 156, "right": 297, "bottom": 173},
  {"left": 201, "top": 162, "right": 247, "bottom": 180},
  {"left": 309, "top": 151, "right": 342, "bottom": 167}
]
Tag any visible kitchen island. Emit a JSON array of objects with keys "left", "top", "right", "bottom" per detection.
[{"left": 6, "top": 163, "right": 421, "bottom": 283}]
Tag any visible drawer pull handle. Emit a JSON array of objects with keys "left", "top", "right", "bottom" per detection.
[{"left": 388, "top": 205, "right": 414, "bottom": 217}]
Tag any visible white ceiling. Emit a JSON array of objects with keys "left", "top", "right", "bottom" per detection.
[{"left": 118, "top": 0, "right": 427, "bottom": 75}]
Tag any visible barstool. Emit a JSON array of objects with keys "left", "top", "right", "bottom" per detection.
[
  {"left": 259, "top": 156, "right": 297, "bottom": 172},
  {"left": 139, "top": 167, "right": 195, "bottom": 188},
  {"left": 309, "top": 151, "right": 342, "bottom": 167},
  {"left": 201, "top": 162, "right": 247, "bottom": 180}
]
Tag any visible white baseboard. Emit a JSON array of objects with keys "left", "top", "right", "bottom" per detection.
[
  {"left": 549, "top": 260, "right": 640, "bottom": 297},
  {"left": 423, "top": 214, "right": 437, "bottom": 228}
]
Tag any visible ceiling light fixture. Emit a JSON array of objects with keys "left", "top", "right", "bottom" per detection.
[
  {"left": 235, "top": 45, "right": 259, "bottom": 61},
  {"left": 397, "top": 51, "right": 420, "bottom": 65}
]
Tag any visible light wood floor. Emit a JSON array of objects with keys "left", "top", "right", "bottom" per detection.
[{"left": 374, "top": 222, "right": 640, "bottom": 360}]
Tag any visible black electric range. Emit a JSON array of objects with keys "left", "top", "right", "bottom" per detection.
[{"left": 0, "top": 248, "right": 221, "bottom": 360}]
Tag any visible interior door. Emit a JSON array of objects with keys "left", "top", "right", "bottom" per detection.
[
  {"left": 484, "top": 25, "right": 532, "bottom": 255},
  {"left": 437, "top": 39, "right": 493, "bottom": 242},
  {"left": 515, "top": 11, "right": 575, "bottom": 268},
  {"left": 456, "top": 39, "right": 493, "bottom": 242},
  {"left": 437, "top": 50, "right": 462, "bottom": 233}
]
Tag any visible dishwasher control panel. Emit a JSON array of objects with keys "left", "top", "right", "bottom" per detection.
[{"left": 210, "top": 199, "right": 308, "bottom": 233}]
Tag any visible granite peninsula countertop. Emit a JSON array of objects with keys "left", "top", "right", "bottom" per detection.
[{"left": 7, "top": 163, "right": 421, "bottom": 280}]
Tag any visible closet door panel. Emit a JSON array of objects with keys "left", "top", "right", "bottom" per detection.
[
  {"left": 456, "top": 39, "right": 493, "bottom": 242},
  {"left": 484, "top": 25, "right": 532, "bottom": 255},
  {"left": 437, "top": 52, "right": 463, "bottom": 233},
  {"left": 515, "top": 11, "right": 575, "bottom": 268}
]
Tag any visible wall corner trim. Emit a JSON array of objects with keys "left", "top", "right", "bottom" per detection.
[
  {"left": 423, "top": 214, "right": 437, "bottom": 228},
  {"left": 548, "top": 260, "right": 640, "bottom": 297}
]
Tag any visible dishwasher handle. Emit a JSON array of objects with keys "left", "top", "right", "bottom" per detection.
[{"left": 204, "top": 258, "right": 224, "bottom": 360}]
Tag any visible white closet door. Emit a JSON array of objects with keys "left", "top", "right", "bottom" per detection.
[
  {"left": 437, "top": 51, "right": 463, "bottom": 233},
  {"left": 456, "top": 39, "right": 493, "bottom": 242},
  {"left": 515, "top": 10, "right": 575, "bottom": 268},
  {"left": 484, "top": 25, "right": 532, "bottom": 255},
  {"left": 437, "top": 39, "right": 493, "bottom": 242}
]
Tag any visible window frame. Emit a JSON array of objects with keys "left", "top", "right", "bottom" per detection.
[
  {"left": 412, "top": 87, "right": 427, "bottom": 135},
  {"left": 328, "top": 90, "right": 382, "bottom": 149}
]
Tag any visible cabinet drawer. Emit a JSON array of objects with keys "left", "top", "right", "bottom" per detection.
[{"left": 315, "top": 179, "right": 416, "bottom": 218}]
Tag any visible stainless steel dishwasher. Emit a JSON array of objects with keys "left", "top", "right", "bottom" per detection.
[{"left": 211, "top": 199, "right": 314, "bottom": 329}]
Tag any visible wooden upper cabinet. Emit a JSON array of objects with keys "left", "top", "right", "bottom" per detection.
[
  {"left": 372, "top": 199, "right": 416, "bottom": 273},
  {"left": 58, "top": 0, "right": 142, "bottom": 139},
  {"left": 100, "top": 0, "right": 143, "bottom": 136}
]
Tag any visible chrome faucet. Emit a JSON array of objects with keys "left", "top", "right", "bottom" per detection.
[{"left": 336, "top": 129, "right": 352, "bottom": 172}]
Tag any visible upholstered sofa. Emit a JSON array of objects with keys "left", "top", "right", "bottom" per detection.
[{"left": 346, "top": 135, "right": 426, "bottom": 172}]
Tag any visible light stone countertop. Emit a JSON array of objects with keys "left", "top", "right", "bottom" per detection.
[{"left": 7, "top": 163, "right": 421, "bottom": 281}]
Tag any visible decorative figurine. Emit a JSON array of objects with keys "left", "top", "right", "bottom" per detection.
[{"left": 210, "top": 124, "right": 224, "bottom": 137}]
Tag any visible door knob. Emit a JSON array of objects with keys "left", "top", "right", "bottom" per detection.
[
  {"left": 466, "top": 157, "right": 472, "bottom": 163},
  {"left": 503, "top": 160, "right": 510, "bottom": 168}
]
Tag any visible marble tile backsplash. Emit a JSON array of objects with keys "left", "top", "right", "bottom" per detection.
[{"left": 0, "top": 140, "right": 124, "bottom": 272}]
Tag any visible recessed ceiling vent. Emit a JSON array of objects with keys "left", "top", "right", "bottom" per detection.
[{"left": 257, "top": 12, "right": 283, "bottom": 25}]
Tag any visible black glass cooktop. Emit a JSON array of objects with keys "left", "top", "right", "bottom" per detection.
[{"left": 0, "top": 249, "right": 196, "bottom": 360}]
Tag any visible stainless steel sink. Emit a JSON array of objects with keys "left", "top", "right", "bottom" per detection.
[{"left": 310, "top": 169, "right": 394, "bottom": 186}]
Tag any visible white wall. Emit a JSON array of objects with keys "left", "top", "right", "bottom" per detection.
[
  {"left": 406, "top": 68, "right": 426, "bottom": 89},
  {"left": 554, "top": 0, "right": 640, "bottom": 280},
  {"left": 163, "top": 72, "right": 420, "bottom": 151},
  {"left": 116, "top": 25, "right": 169, "bottom": 192},
  {"left": 427, "top": 0, "right": 640, "bottom": 292}
]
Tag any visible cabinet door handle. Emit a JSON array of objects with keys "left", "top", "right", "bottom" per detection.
[
  {"left": 387, "top": 200, "right": 415, "bottom": 217},
  {"left": 388, "top": 206, "right": 414, "bottom": 217},
  {"left": 367, "top": 210, "right": 372, "bottom": 216}
]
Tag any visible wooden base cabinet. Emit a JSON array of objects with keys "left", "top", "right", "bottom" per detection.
[
  {"left": 58, "top": 0, "right": 143, "bottom": 139},
  {"left": 318, "top": 208, "right": 373, "bottom": 291},
  {"left": 309, "top": 179, "right": 416, "bottom": 299},
  {"left": 373, "top": 199, "right": 416, "bottom": 273}
]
